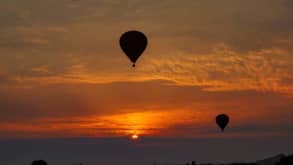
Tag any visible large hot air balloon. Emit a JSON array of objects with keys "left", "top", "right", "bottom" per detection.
[
  {"left": 119, "top": 30, "right": 148, "bottom": 67},
  {"left": 216, "top": 114, "right": 229, "bottom": 132}
]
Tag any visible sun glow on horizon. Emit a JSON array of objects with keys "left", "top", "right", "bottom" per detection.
[
  {"left": 131, "top": 134, "right": 139, "bottom": 140},
  {"left": 96, "top": 110, "right": 209, "bottom": 137}
]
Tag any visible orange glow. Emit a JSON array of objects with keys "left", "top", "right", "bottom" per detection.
[
  {"left": 2, "top": 0, "right": 293, "bottom": 141},
  {"left": 95, "top": 110, "right": 211, "bottom": 137},
  {"left": 131, "top": 134, "right": 139, "bottom": 140},
  {"left": 0, "top": 110, "right": 212, "bottom": 138},
  {"left": 0, "top": 107, "right": 285, "bottom": 138}
]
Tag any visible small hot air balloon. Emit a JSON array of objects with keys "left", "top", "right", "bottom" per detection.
[
  {"left": 119, "top": 30, "right": 148, "bottom": 67},
  {"left": 216, "top": 114, "right": 229, "bottom": 132}
]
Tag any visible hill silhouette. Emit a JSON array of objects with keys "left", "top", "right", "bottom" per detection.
[{"left": 157, "top": 154, "right": 293, "bottom": 165}]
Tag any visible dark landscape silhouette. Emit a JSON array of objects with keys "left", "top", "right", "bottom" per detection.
[
  {"left": 30, "top": 154, "right": 293, "bottom": 165},
  {"left": 31, "top": 160, "right": 47, "bottom": 165}
]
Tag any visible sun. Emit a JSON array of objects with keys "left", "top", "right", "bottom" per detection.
[{"left": 131, "top": 134, "right": 139, "bottom": 140}]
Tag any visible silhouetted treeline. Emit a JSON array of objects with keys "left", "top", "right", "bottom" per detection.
[
  {"left": 31, "top": 160, "right": 47, "bottom": 165},
  {"left": 227, "top": 163, "right": 257, "bottom": 165},
  {"left": 31, "top": 160, "right": 83, "bottom": 165},
  {"left": 210, "top": 163, "right": 256, "bottom": 165},
  {"left": 186, "top": 161, "right": 256, "bottom": 165}
]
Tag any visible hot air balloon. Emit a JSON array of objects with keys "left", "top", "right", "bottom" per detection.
[
  {"left": 216, "top": 114, "right": 229, "bottom": 132},
  {"left": 119, "top": 30, "right": 148, "bottom": 67}
]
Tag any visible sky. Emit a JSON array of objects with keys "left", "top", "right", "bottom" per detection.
[{"left": 0, "top": 0, "right": 293, "bottom": 164}]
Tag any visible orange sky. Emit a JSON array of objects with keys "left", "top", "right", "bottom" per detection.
[{"left": 0, "top": 0, "right": 293, "bottom": 139}]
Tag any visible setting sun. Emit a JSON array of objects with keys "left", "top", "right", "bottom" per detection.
[{"left": 131, "top": 134, "right": 139, "bottom": 140}]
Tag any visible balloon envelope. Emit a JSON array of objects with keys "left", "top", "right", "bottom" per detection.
[
  {"left": 216, "top": 114, "right": 229, "bottom": 132},
  {"left": 119, "top": 30, "right": 148, "bottom": 67}
]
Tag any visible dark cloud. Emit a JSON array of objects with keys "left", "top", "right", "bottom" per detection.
[
  {"left": 1, "top": 0, "right": 293, "bottom": 52},
  {"left": 1, "top": 0, "right": 293, "bottom": 85}
]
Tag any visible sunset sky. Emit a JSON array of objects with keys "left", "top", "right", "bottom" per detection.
[{"left": 0, "top": 0, "right": 293, "bottom": 164}]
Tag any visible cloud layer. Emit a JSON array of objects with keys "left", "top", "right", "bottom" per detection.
[{"left": 0, "top": 0, "right": 293, "bottom": 138}]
